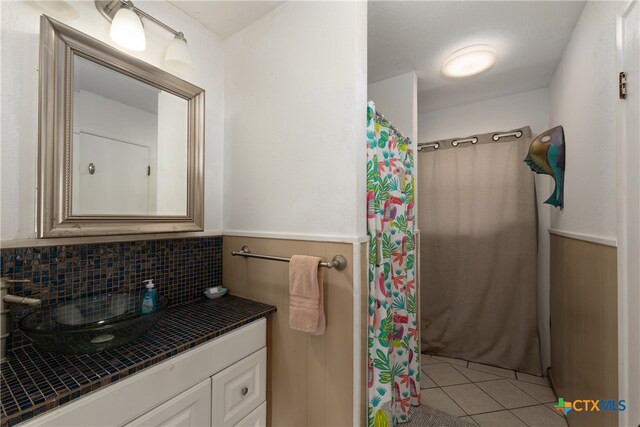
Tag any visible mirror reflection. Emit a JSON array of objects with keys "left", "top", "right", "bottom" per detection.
[{"left": 71, "top": 55, "right": 188, "bottom": 216}]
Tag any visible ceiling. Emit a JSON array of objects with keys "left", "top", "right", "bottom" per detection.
[
  {"left": 169, "top": 1, "right": 285, "bottom": 39},
  {"left": 368, "top": 1, "right": 586, "bottom": 113}
]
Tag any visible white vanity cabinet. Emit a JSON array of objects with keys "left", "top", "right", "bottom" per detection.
[
  {"left": 234, "top": 403, "right": 266, "bottom": 427},
  {"left": 19, "top": 319, "right": 267, "bottom": 427},
  {"left": 211, "top": 348, "right": 266, "bottom": 426},
  {"left": 125, "top": 379, "right": 212, "bottom": 427}
]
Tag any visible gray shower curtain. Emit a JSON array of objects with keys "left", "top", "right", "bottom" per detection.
[{"left": 418, "top": 127, "right": 541, "bottom": 375}]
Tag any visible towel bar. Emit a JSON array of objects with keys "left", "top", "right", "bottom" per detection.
[{"left": 231, "top": 246, "right": 348, "bottom": 270}]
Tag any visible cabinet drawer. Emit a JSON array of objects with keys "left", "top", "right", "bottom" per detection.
[
  {"left": 234, "top": 402, "right": 266, "bottom": 427},
  {"left": 125, "top": 379, "right": 211, "bottom": 427},
  {"left": 211, "top": 348, "right": 266, "bottom": 426}
]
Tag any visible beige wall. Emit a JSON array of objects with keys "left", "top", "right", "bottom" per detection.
[
  {"left": 223, "top": 236, "right": 365, "bottom": 426},
  {"left": 549, "top": 234, "right": 618, "bottom": 427}
]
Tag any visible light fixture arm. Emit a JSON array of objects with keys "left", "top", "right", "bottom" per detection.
[{"left": 95, "top": 0, "right": 187, "bottom": 42}]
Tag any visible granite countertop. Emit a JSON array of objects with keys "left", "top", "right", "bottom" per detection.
[{"left": 0, "top": 295, "right": 276, "bottom": 427}]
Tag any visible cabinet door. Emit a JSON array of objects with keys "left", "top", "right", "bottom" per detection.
[
  {"left": 125, "top": 378, "right": 211, "bottom": 427},
  {"left": 211, "top": 348, "right": 266, "bottom": 426},
  {"left": 234, "top": 402, "right": 266, "bottom": 427}
]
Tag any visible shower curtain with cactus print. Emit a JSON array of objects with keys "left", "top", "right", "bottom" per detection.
[{"left": 367, "top": 101, "right": 419, "bottom": 426}]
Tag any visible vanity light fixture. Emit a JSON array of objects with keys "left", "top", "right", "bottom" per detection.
[
  {"left": 441, "top": 44, "right": 498, "bottom": 79},
  {"left": 95, "top": 0, "right": 193, "bottom": 72},
  {"left": 109, "top": 4, "right": 145, "bottom": 51},
  {"left": 164, "top": 33, "right": 193, "bottom": 73}
]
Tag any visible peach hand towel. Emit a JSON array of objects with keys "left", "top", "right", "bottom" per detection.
[{"left": 289, "top": 255, "right": 325, "bottom": 335}]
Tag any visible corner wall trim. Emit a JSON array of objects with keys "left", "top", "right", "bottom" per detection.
[
  {"left": 548, "top": 229, "right": 617, "bottom": 247},
  {"left": 352, "top": 242, "right": 361, "bottom": 427},
  {"left": 2, "top": 230, "right": 370, "bottom": 249}
]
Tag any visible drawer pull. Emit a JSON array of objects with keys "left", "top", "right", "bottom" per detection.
[{"left": 241, "top": 386, "right": 249, "bottom": 396}]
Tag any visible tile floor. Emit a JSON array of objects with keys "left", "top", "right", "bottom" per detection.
[{"left": 419, "top": 354, "right": 568, "bottom": 427}]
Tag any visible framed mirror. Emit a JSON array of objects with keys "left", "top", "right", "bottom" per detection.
[{"left": 38, "top": 16, "right": 204, "bottom": 238}]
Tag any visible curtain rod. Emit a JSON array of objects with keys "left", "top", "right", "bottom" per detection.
[
  {"left": 373, "top": 110, "right": 411, "bottom": 143},
  {"left": 417, "top": 129, "right": 524, "bottom": 151}
]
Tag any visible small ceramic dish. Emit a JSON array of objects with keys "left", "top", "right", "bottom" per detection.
[{"left": 204, "top": 287, "right": 228, "bottom": 299}]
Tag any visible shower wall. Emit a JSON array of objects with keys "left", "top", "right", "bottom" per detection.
[
  {"left": 368, "top": 71, "right": 418, "bottom": 143},
  {"left": 417, "top": 88, "right": 550, "bottom": 142},
  {"left": 417, "top": 88, "right": 552, "bottom": 371}
]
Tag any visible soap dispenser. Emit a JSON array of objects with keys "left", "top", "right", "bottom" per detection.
[{"left": 140, "top": 279, "right": 157, "bottom": 315}]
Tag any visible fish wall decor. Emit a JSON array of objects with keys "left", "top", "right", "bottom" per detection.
[{"left": 524, "top": 125, "right": 566, "bottom": 208}]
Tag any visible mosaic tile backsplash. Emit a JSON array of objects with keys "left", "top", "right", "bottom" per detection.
[{"left": 0, "top": 236, "right": 222, "bottom": 352}]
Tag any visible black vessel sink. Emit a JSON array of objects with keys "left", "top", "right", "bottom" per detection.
[{"left": 19, "top": 293, "right": 168, "bottom": 355}]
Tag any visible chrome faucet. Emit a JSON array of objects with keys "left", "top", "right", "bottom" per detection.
[{"left": 1, "top": 277, "right": 42, "bottom": 362}]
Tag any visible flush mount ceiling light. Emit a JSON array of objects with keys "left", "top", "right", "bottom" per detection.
[
  {"left": 441, "top": 44, "right": 498, "bottom": 79},
  {"left": 95, "top": 0, "right": 193, "bottom": 72}
]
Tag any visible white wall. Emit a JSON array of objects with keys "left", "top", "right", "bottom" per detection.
[
  {"left": 73, "top": 90, "right": 158, "bottom": 214},
  {"left": 0, "top": 0, "right": 224, "bottom": 242},
  {"left": 157, "top": 92, "right": 188, "bottom": 215},
  {"left": 549, "top": 3, "right": 634, "bottom": 424},
  {"left": 418, "top": 88, "right": 550, "bottom": 143},
  {"left": 548, "top": 1, "right": 621, "bottom": 241},
  {"left": 223, "top": 1, "right": 368, "bottom": 240},
  {"left": 368, "top": 71, "right": 418, "bottom": 143},
  {"left": 75, "top": 91, "right": 159, "bottom": 148},
  {"left": 418, "top": 88, "right": 553, "bottom": 371}
]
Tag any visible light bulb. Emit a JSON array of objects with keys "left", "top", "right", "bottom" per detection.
[
  {"left": 164, "top": 34, "right": 193, "bottom": 73},
  {"left": 442, "top": 44, "right": 498, "bottom": 79},
  {"left": 109, "top": 7, "right": 146, "bottom": 52}
]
